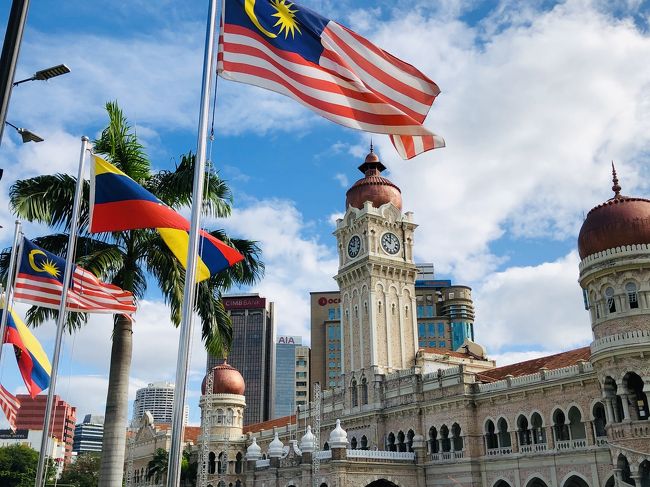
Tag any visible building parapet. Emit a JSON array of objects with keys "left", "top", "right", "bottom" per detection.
[
  {"left": 255, "top": 459, "right": 270, "bottom": 468},
  {"left": 591, "top": 329, "right": 650, "bottom": 356},
  {"left": 519, "top": 443, "right": 548, "bottom": 454},
  {"left": 347, "top": 450, "right": 415, "bottom": 461},
  {"left": 579, "top": 244, "right": 650, "bottom": 271},
  {"left": 555, "top": 439, "right": 587, "bottom": 450},
  {"left": 430, "top": 450, "right": 464, "bottom": 462},
  {"left": 476, "top": 361, "right": 593, "bottom": 393},
  {"left": 608, "top": 420, "right": 650, "bottom": 441},
  {"left": 314, "top": 450, "right": 332, "bottom": 460}
]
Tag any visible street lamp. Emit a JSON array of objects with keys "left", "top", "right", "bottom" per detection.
[
  {"left": 5, "top": 120, "right": 43, "bottom": 143},
  {"left": 13, "top": 63, "right": 70, "bottom": 85}
]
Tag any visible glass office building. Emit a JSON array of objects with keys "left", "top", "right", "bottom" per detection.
[{"left": 274, "top": 336, "right": 310, "bottom": 418}]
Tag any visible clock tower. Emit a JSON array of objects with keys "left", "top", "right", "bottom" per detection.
[{"left": 334, "top": 148, "right": 419, "bottom": 388}]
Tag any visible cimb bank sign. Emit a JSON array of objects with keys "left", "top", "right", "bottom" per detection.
[{"left": 277, "top": 335, "right": 302, "bottom": 345}]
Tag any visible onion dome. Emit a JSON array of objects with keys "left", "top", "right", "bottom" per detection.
[
  {"left": 300, "top": 425, "right": 316, "bottom": 453},
  {"left": 578, "top": 163, "right": 650, "bottom": 260},
  {"left": 345, "top": 145, "right": 402, "bottom": 211},
  {"left": 268, "top": 432, "right": 284, "bottom": 458},
  {"left": 246, "top": 437, "right": 262, "bottom": 461},
  {"left": 328, "top": 419, "right": 348, "bottom": 448},
  {"left": 201, "top": 361, "right": 245, "bottom": 395}
]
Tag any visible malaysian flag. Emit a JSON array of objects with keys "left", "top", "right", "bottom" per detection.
[
  {"left": 218, "top": 0, "right": 444, "bottom": 160},
  {"left": 14, "top": 238, "right": 136, "bottom": 317},
  {"left": 0, "top": 385, "right": 20, "bottom": 431}
]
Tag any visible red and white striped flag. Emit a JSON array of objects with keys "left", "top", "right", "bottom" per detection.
[
  {"left": 218, "top": 0, "right": 445, "bottom": 160},
  {"left": 13, "top": 238, "right": 136, "bottom": 317},
  {"left": 0, "top": 384, "right": 20, "bottom": 431}
]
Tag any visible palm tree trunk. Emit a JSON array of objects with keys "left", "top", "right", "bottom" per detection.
[{"left": 98, "top": 314, "right": 133, "bottom": 486}]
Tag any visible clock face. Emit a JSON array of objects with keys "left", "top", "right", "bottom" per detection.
[
  {"left": 381, "top": 232, "right": 401, "bottom": 255},
  {"left": 347, "top": 235, "right": 361, "bottom": 258}
]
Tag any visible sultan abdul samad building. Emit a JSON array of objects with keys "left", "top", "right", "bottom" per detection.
[{"left": 195, "top": 150, "right": 650, "bottom": 487}]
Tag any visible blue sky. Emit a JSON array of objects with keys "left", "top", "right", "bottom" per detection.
[{"left": 1, "top": 0, "right": 650, "bottom": 425}]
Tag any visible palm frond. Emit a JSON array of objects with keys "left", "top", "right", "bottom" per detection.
[
  {"left": 195, "top": 285, "right": 232, "bottom": 357},
  {"left": 205, "top": 230, "right": 264, "bottom": 290},
  {"left": 147, "top": 152, "right": 233, "bottom": 218},
  {"left": 25, "top": 306, "right": 88, "bottom": 332},
  {"left": 93, "top": 101, "right": 150, "bottom": 182}
]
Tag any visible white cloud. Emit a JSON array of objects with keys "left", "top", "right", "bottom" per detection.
[{"left": 334, "top": 173, "right": 349, "bottom": 188}]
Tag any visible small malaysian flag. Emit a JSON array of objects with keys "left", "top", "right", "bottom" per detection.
[
  {"left": 0, "top": 385, "right": 20, "bottom": 431},
  {"left": 218, "top": 0, "right": 445, "bottom": 160},
  {"left": 14, "top": 238, "right": 136, "bottom": 317}
]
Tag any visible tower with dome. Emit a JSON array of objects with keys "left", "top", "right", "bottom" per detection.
[{"left": 193, "top": 156, "right": 650, "bottom": 487}]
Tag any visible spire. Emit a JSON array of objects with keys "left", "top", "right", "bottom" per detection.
[
  {"left": 611, "top": 161, "right": 622, "bottom": 199},
  {"left": 369, "top": 138, "right": 374, "bottom": 153}
]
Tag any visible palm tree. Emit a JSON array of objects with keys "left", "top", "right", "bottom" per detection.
[
  {"left": 147, "top": 448, "right": 169, "bottom": 484},
  {"left": 4, "top": 102, "right": 263, "bottom": 485}
]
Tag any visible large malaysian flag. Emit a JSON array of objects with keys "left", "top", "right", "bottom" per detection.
[{"left": 218, "top": 0, "right": 444, "bottom": 159}]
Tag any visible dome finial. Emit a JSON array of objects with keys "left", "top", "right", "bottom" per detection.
[
  {"left": 611, "top": 161, "right": 622, "bottom": 198},
  {"left": 370, "top": 138, "right": 374, "bottom": 153}
]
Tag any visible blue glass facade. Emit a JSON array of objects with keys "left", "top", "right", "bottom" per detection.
[{"left": 274, "top": 341, "right": 298, "bottom": 418}]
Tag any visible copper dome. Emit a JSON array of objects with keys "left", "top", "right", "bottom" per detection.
[
  {"left": 345, "top": 148, "right": 402, "bottom": 211},
  {"left": 577, "top": 165, "right": 650, "bottom": 259},
  {"left": 201, "top": 362, "right": 245, "bottom": 396}
]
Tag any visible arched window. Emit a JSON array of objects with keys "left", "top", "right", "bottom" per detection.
[
  {"left": 625, "top": 282, "right": 639, "bottom": 309},
  {"left": 568, "top": 406, "right": 586, "bottom": 439},
  {"left": 361, "top": 377, "right": 368, "bottom": 405},
  {"left": 553, "top": 409, "right": 570, "bottom": 441},
  {"left": 226, "top": 408, "right": 234, "bottom": 425},
  {"left": 604, "top": 376, "right": 624, "bottom": 422},
  {"left": 605, "top": 286, "right": 616, "bottom": 313},
  {"left": 208, "top": 452, "right": 216, "bottom": 474},
  {"left": 440, "top": 425, "right": 450, "bottom": 452},
  {"left": 323, "top": 442, "right": 330, "bottom": 450},
  {"left": 497, "top": 418, "right": 511, "bottom": 447},
  {"left": 351, "top": 436, "right": 357, "bottom": 449},
  {"left": 351, "top": 379, "right": 358, "bottom": 407},
  {"left": 217, "top": 452, "right": 226, "bottom": 474},
  {"left": 562, "top": 476, "right": 589, "bottom": 487},
  {"left": 235, "top": 452, "right": 243, "bottom": 474},
  {"left": 592, "top": 402, "right": 607, "bottom": 437},
  {"left": 407, "top": 429, "right": 415, "bottom": 452},
  {"left": 452, "top": 423, "right": 463, "bottom": 451},
  {"left": 235, "top": 481, "right": 242, "bottom": 487},
  {"left": 624, "top": 371, "right": 649, "bottom": 420},
  {"left": 485, "top": 420, "right": 498, "bottom": 450},
  {"left": 428, "top": 426, "right": 438, "bottom": 453},
  {"left": 216, "top": 408, "right": 224, "bottom": 424},
  {"left": 530, "top": 412, "right": 546, "bottom": 444},
  {"left": 397, "top": 431, "right": 406, "bottom": 452},
  {"left": 517, "top": 415, "right": 531, "bottom": 446},
  {"left": 639, "top": 460, "right": 650, "bottom": 487},
  {"left": 617, "top": 454, "right": 633, "bottom": 486},
  {"left": 360, "top": 435, "right": 368, "bottom": 450},
  {"left": 387, "top": 433, "right": 396, "bottom": 452}
]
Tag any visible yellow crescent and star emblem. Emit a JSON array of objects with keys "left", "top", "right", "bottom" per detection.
[
  {"left": 28, "top": 249, "right": 61, "bottom": 279},
  {"left": 245, "top": 0, "right": 302, "bottom": 39}
]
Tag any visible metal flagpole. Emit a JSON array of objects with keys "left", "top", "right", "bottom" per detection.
[
  {"left": 35, "top": 136, "right": 89, "bottom": 487},
  {"left": 166, "top": 0, "right": 219, "bottom": 484},
  {"left": 0, "top": 220, "right": 22, "bottom": 363}
]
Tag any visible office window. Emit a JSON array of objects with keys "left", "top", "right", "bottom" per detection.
[
  {"left": 296, "top": 391, "right": 307, "bottom": 397},
  {"left": 328, "top": 308, "right": 336, "bottom": 320},
  {"left": 418, "top": 323, "right": 425, "bottom": 335},
  {"left": 428, "top": 323, "right": 435, "bottom": 335},
  {"left": 296, "top": 381, "right": 307, "bottom": 387},
  {"left": 439, "top": 341, "right": 446, "bottom": 347},
  {"left": 438, "top": 323, "right": 444, "bottom": 336},
  {"left": 428, "top": 341, "right": 435, "bottom": 347},
  {"left": 296, "top": 360, "right": 307, "bottom": 366},
  {"left": 296, "top": 372, "right": 307, "bottom": 378}
]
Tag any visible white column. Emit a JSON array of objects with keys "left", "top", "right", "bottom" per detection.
[
  {"left": 358, "top": 297, "right": 364, "bottom": 370},
  {"left": 384, "top": 290, "right": 392, "bottom": 369},
  {"left": 411, "top": 295, "right": 418, "bottom": 358},
  {"left": 397, "top": 295, "right": 405, "bottom": 368},
  {"left": 339, "top": 301, "right": 345, "bottom": 377},
  {"left": 348, "top": 300, "right": 355, "bottom": 373},
  {"left": 368, "top": 290, "right": 377, "bottom": 367}
]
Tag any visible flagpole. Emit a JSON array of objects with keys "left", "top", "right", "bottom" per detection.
[
  {"left": 167, "top": 0, "right": 219, "bottom": 484},
  {"left": 35, "top": 136, "right": 89, "bottom": 487},
  {"left": 0, "top": 220, "right": 21, "bottom": 364}
]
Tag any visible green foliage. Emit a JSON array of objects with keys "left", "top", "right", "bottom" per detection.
[
  {"left": 57, "top": 453, "right": 101, "bottom": 487},
  {"left": 0, "top": 444, "right": 55, "bottom": 487},
  {"left": 146, "top": 448, "right": 168, "bottom": 483}
]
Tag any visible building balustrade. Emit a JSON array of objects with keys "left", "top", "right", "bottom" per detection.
[
  {"left": 591, "top": 329, "right": 650, "bottom": 356},
  {"left": 595, "top": 436, "right": 608, "bottom": 446},
  {"left": 608, "top": 420, "right": 650, "bottom": 441},
  {"left": 519, "top": 443, "right": 548, "bottom": 454},
  {"left": 255, "top": 459, "right": 270, "bottom": 468},
  {"left": 555, "top": 438, "right": 587, "bottom": 450},
  {"left": 486, "top": 446, "right": 513, "bottom": 456},
  {"left": 314, "top": 450, "right": 332, "bottom": 460},
  {"left": 430, "top": 450, "right": 464, "bottom": 462},
  {"left": 347, "top": 450, "right": 415, "bottom": 461}
]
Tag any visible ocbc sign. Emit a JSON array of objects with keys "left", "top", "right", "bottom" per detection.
[{"left": 318, "top": 297, "right": 341, "bottom": 306}]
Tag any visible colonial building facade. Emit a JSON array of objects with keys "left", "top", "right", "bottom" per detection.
[{"left": 197, "top": 154, "right": 650, "bottom": 487}]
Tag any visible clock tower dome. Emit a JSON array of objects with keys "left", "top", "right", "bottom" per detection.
[{"left": 334, "top": 148, "right": 419, "bottom": 389}]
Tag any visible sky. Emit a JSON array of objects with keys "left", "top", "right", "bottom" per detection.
[{"left": 1, "top": 0, "right": 650, "bottom": 426}]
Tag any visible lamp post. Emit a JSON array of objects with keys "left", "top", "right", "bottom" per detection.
[
  {"left": 13, "top": 64, "right": 70, "bottom": 86},
  {"left": 0, "top": 0, "right": 31, "bottom": 146},
  {"left": 4, "top": 121, "right": 43, "bottom": 143}
]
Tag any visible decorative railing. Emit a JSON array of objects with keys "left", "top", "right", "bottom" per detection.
[
  {"left": 555, "top": 438, "right": 587, "bottom": 450},
  {"left": 486, "top": 446, "right": 512, "bottom": 456},
  {"left": 314, "top": 450, "right": 332, "bottom": 460},
  {"left": 430, "top": 450, "right": 464, "bottom": 462},
  {"left": 347, "top": 450, "right": 415, "bottom": 461},
  {"left": 608, "top": 421, "right": 650, "bottom": 441},
  {"left": 519, "top": 443, "right": 548, "bottom": 454},
  {"left": 579, "top": 244, "right": 650, "bottom": 270},
  {"left": 595, "top": 436, "right": 608, "bottom": 446},
  {"left": 591, "top": 330, "right": 650, "bottom": 355},
  {"left": 477, "top": 362, "right": 593, "bottom": 393},
  {"left": 255, "top": 459, "right": 270, "bottom": 468}
]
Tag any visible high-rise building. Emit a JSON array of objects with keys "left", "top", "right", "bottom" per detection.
[
  {"left": 206, "top": 293, "right": 275, "bottom": 425},
  {"left": 14, "top": 394, "right": 76, "bottom": 463},
  {"left": 273, "top": 336, "right": 310, "bottom": 418},
  {"left": 72, "top": 414, "right": 104, "bottom": 454},
  {"left": 310, "top": 269, "right": 475, "bottom": 393},
  {"left": 133, "top": 382, "right": 188, "bottom": 425}
]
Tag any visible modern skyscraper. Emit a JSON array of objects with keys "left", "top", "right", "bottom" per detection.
[
  {"left": 274, "top": 336, "right": 310, "bottom": 418},
  {"left": 310, "top": 291, "right": 342, "bottom": 392},
  {"left": 132, "top": 382, "right": 188, "bottom": 425},
  {"left": 72, "top": 414, "right": 104, "bottom": 454},
  {"left": 14, "top": 394, "right": 76, "bottom": 463},
  {"left": 206, "top": 293, "right": 275, "bottom": 425}
]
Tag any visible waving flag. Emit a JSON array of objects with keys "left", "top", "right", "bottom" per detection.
[
  {"left": 0, "top": 384, "right": 20, "bottom": 431},
  {"left": 89, "top": 156, "right": 244, "bottom": 281},
  {"left": 14, "top": 238, "right": 136, "bottom": 316},
  {"left": 218, "top": 0, "right": 444, "bottom": 159},
  {"left": 2, "top": 307, "right": 51, "bottom": 398}
]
